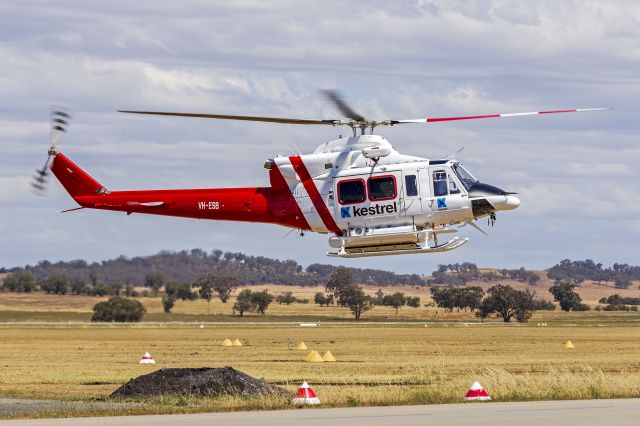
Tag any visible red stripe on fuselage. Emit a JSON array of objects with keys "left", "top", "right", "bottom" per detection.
[
  {"left": 289, "top": 156, "right": 342, "bottom": 235},
  {"left": 269, "top": 163, "right": 311, "bottom": 231}
]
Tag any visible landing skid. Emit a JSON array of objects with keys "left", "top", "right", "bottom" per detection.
[{"left": 326, "top": 237, "right": 469, "bottom": 258}]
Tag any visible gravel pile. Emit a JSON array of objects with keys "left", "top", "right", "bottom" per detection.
[{"left": 110, "top": 367, "right": 288, "bottom": 399}]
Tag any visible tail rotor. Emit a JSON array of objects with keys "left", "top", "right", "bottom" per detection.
[{"left": 31, "top": 106, "right": 72, "bottom": 195}]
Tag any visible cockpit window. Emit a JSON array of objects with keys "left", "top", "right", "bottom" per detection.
[
  {"left": 452, "top": 163, "right": 478, "bottom": 191},
  {"left": 433, "top": 171, "right": 448, "bottom": 197}
]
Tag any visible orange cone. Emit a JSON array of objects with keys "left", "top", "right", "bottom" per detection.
[
  {"left": 464, "top": 381, "right": 491, "bottom": 401},
  {"left": 292, "top": 381, "right": 320, "bottom": 405},
  {"left": 138, "top": 352, "right": 156, "bottom": 364}
]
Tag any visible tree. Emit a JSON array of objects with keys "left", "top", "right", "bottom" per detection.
[
  {"left": 251, "top": 290, "right": 274, "bottom": 315},
  {"left": 88, "top": 269, "right": 99, "bottom": 287},
  {"left": 429, "top": 287, "right": 457, "bottom": 312},
  {"left": 233, "top": 289, "right": 254, "bottom": 317},
  {"left": 337, "top": 285, "right": 374, "bottom": 320},
  {"left": 276, "top": 291, "right": 296, "bottom": 305},
  {"left": 327, "top": 266, "right": 355, "bottom": 298},
  {"left": 374, "top": 289, "right": 385, "bottom": 304},
  {"left": 41, "top": 275, "right": 70, "bottom": 295},
  {"left": 2, "top": 272, "right": 37, "bottom": 293},
  {"left": 460, "top": 286, "right": 484, "bottom": 312},
  {"left": 549, "top": 281, "right": 583, "bottom": 312},
  {"left": 144, "top": 273, "right": 165, "bottom": 295},
  {"left": 67, "top": 278, "right": 86, "bottom": 295},
  {"left": 478, "top": 285, "right": 535, "bottom": 323},
  {"left": 165, "top": 281, "right": 196, "bottom": 301},
  {"left": 92, "top": 297, "right": 146, "bottom": 322},
  {"left": 614, "top": 275, "right": 632, "bottom": 289},
  {"left": 193, "top": 278, "right": 214, "bottom": 313},
  {"left": 382, "top": 292, "right": 406, "bottom": 316},
  {"left": 406, "top": 296, "right": 421, "bottom": 308},
  {"left": 212, "top": 276, "right": 239, "bottom": 302},
  {"left": 314, "top": 292, "right": 333, "bottom": 307},
  {"left": 193, "top": 275, "right": 238, "bottom": 304},
  {"left": 124, "top": 285, "right": 137, "bottom": 297},
  {"left": 162, "top": 296, "right": 175, "bottom": 313}
]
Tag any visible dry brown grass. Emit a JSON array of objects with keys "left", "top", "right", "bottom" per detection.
[{"left": 1, "top": 322, "right": 640, "bottom": 419}]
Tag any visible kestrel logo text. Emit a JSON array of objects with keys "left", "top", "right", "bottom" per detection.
[{"left": 341, "top": 202, "right": 398, "bottom": 218}]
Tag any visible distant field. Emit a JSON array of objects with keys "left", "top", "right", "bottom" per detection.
[
  {"left": 1, "top": 323, "right": 640, "bottom": 419},
  {"left": 0, "top": 278, "right": 638, "bottom": 324}
]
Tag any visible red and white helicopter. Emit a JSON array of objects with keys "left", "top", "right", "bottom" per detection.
[{"left": 33, "top": 92, "right": 606, "bottom": 258}]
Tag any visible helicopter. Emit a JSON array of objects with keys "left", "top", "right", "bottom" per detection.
[{"left": 32, "top": 92, "right": 606, "bottom": 258}]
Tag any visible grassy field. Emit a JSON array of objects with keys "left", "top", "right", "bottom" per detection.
[
  {"left": 1, "top": 322, "right": 640, "bottom": 418},
  {"left": 1, "top": 282, "right": 640, "bottom": 419}
]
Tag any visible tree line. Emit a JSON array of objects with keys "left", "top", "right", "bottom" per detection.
[
  {"left": 2, "top": 248, "right": 425, "bottom": 291},
  {"left": 427, "top": 263, "right": 540, "bottom": 286},
  {"left": 87, "top": 266, "right": 632, "bottom": 323},
  {"left": 547, "top": 259, "right": 639, "bottom": 289}
]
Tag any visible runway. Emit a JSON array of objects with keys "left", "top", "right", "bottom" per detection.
[{"left": 3, "top": 399, "right": 640, "bottom": 426}]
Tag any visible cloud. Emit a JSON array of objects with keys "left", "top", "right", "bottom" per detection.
[{"left": 1, "top": 1, "right": 639, "bottom": 272}]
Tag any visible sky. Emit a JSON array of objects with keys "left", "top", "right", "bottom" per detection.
[{"left": 1, "top": 1, "right": 638, "bottom": 274}]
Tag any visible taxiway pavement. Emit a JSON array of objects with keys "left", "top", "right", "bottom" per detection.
[{"left": 3, "top": 398, "right": 639, "bottom": 425}]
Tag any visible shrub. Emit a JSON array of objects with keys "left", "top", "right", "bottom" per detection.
[
  {"left": 92, "top": 297, "right": 146, "bottom": 322},
  {"left": 573, "top": 303, "right": 591, "bottom": 311},
  {"left": 275, "top": 292, "right": 296, "bottom": 305},
  {"left": 162, "top": 296, "right": 175, "bottom": 313},
  {"left": 533, "top": 299, "right": 556, "bottom": 311},
  {"left": 314, "top": 292, "right": 333, "bottom": 307}
]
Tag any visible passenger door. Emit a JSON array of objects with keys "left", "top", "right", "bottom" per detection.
[
  {"left": 401, "top": 171, "right": 423, "bottom": 216},
  {"left": 333, "top": 172, "right": 402, "bottom": 228}
]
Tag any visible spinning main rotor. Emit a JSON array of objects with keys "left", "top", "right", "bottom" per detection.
[{"left": 118, "top": 90, "right": 607, "bottom": 136}]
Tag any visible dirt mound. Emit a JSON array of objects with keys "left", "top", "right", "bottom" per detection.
[{"left": 110, "top": 367, "right": 288, "bottom": 399}]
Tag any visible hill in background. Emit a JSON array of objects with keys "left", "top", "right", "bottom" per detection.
[{"left": 2, "top": 249, "right": 425, "bottom": 287}]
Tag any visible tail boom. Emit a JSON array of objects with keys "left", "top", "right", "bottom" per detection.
[{"left": 50, "top": 152, "right": 310, "bottom": 230}]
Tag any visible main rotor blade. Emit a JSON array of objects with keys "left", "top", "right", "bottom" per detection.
[
  {"left": 322, "top": 90, "right": 365, "bottom": 121},
  {"left": 118, "top": 110, "right": 342, "bottom": 126},
  {"left": 392, "top": 107, "right": 610, "bottom": 124}
]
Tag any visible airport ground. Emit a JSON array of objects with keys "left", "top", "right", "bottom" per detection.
[
  {"left": 1, "top": 283, "right": 640, "bottom": 419},
  {"left": 2, "top": 319, "right": 640, "bottom": 418}
]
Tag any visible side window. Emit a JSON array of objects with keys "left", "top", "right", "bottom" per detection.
[
  {"left": 368, "top": 176, "right": 397, "bottom": 201},
  {"left": 433, "top": 171, "right": 448, "bottom": 197},
  {"left": 338, "top": 179, "right": 365, "bottom": 204},
  {"left": 448, "top": 174, "right": 460, "bottom": 194},
  {"left": 405, "top": 175, "right": 418, "bottom": 197}
]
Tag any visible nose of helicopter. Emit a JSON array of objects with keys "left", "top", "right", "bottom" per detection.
[
  {"left": 490, "top": 194, "right": 520, "bottom": 211},
  {"left": 468, "top": 182, "right": 520, "bottom": 213}
]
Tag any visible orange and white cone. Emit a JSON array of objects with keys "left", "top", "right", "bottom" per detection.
[
  {"left": 464, "top": 381, "right": 491, "bottom": 401},
  {"left": 138, "top": 352, "right": 156, "bottom": 364},
  {"left": 292, "top": 381, "right": 320, "bottom": 405}
]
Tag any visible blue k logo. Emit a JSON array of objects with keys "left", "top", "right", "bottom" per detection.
[
  {"left": 437, "top": 197, "right": 447, "bottom": 209},
  {"left": 340, "top": 207, "right": 351, "bottom": 218}
]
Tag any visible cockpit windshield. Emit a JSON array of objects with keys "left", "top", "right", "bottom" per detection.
[{"left": 452, "top": 162, "right": 478, "bottom": 190}]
